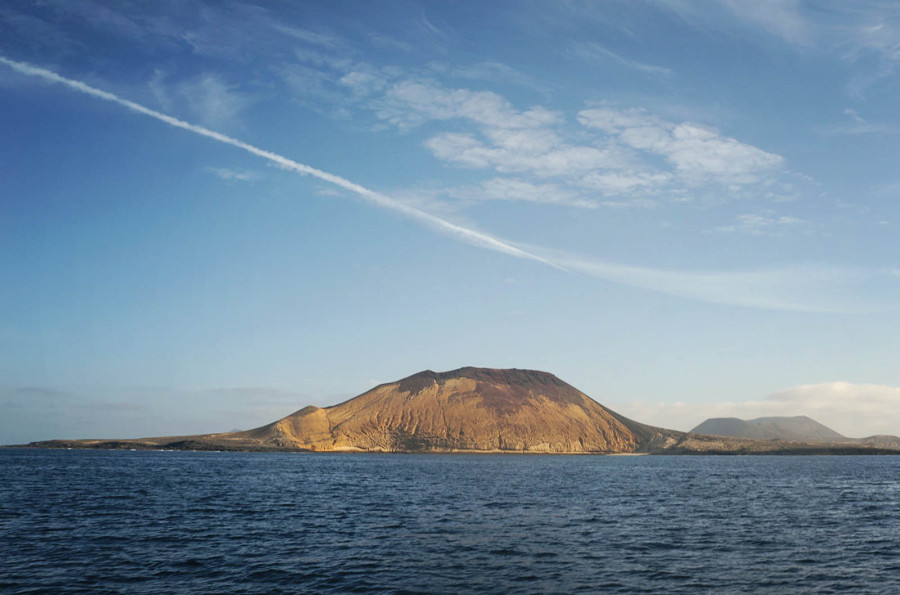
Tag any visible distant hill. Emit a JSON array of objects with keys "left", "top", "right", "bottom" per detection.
[
  {"left": 691, "top": 416, "right": 846, "bottom": 442},
  {"left": 14, "top": 367, "right": 900, "bottom": 455}
]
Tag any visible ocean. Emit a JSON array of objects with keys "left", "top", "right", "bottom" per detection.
[{"left": 1, "top": 449, "right": 898, "bottom": 593}]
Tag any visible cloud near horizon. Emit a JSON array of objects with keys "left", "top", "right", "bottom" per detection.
[
  {"left": 610, "top": 381, "right": 900, "bottom": 438},
  {"left": 0, "top": 385, "right": 322, "bottom": 444}
]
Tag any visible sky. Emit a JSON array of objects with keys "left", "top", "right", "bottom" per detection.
[{"left": 2, "top": 0, "right": 900, "bottom": 444}]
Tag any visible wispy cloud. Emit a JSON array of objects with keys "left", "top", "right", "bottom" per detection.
[
  {"left": 551, "top": 254, "right": 872, "bottom": 313},
  {"left": 149, "top": 71, "right": 252, "bottom": 128},
  {"left": 664, "top": 0, "right": 900, "bottom": 97},
  {"left": 817, "top": 108, "right": 899, "bottom": 136},
  {"left": 146, "top": 12, "right": 796, "bottom": 211},
  {"left": 344, "top": 70, "right": 797, "bottom": 214},
  {"left": 0, "top": 384, "right": 319, "bottom": 443},
  {"left": 371, "top": 75, "right": 791, "bottom": 204},
  {"left": 578, "top": 107, "right": 784, "bottom": 185},
  {"left": 3, "top": 56, "right": 891, "bottom": 313},
  {"left": 718, "top": 0, "right": 814, "bottom": 46},
  {"left": 205, "top": 167, "right": 258, "bottom": 182},
  {"left": 569, "top": 42, "right": 673, "bottom": 76},
  {"left": 442, "top": 60, "right": 539, "bottom": 87},
  {"left": 449, "top": 178, "right": 598, "bottom": 209},
  {"left": 179, "top": 74, "right": 251, "bottom": 127},
  {"left": 401, "top": 84, "right": 790, "bottom": 207},
  {"left": 715, "top": 213, "right": 806, "bottom": 235},
  {"left": 0, "top": 56, "right": 560, "bottom": 270},
  {"left": 272, "top": 24, "right": 344, "bottom": 49},
  {"left": 376, "top": 80, "right": 559, "bottom": 130}
]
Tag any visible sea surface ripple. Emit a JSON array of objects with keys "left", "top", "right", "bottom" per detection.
[{"left": 1, "top": 450, "right": 898, "bottom": 593}]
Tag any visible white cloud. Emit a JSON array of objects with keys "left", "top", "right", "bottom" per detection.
[
  {"left": 581, "top": 171, "right": 672, "bottom": 196},
  {"left": 206, "top": 167, "right": 257, "bottom": 182},
  {"left": 716, "top": 213, "right": 806, "bottom": 235},
  {"left": 430, "top": 60, "right": 539, "bottom": 88},
  {"left": 552, "top": 254, "right": 872, "bottom": 312},
  {"left": 464, "top": 178, "right": 598, "bottom": 209},
  {"left": 272, "top": 24, "right": 344, "bottom": 49},
  {"left": 845, "top": 108, "right": 865, "bottom": 123},
  {"left": 377, "top": 80, "right": 560, "bottom": 130},
  {"left": 339, "top": 71, "right": 386, "bottom": 96},
  {"left": 149, "top": 71, "right": 251, "bottom": 128},
  {"left": 720, "top": 0, "right": 813, "bottom": 46},
  {"left": 376, "top": 80, "right": 789, "bottom": 208},
  {"left": 580, "top": 108, "right": 784, "bottom": 185},
  {"left": 276, "top": 63, "right": 347, "bottom": 109},
  {"left": 425, "top": 132, "right": 621, "bottom": 178},
  {"left": 569, "top": 42, "right": 673, "bottom": 76},
  {"left": 179, "top": 74, "right": 250, "bottom": 127},
  {"left": 664, "top": 1, "right": 900, "bottom": 97},
  {"left": 237, "top": 28, "right": 798, "bottom": 210},
  {"left": 610, "top": 381, "right": 900, "bottom": 438},
  {"left": 576, "top": 106, "right": 657, "bottom": 133},
  {"left": 818, "top": 109, "right": 898, "bottom": 136},
  {"left": 10, "top": 56, "right": 888, "bottom": 313},
  {"left": 0, "top": 57, "right": 563, "bottom": 271}
]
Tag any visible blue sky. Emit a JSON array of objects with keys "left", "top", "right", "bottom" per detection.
[{"left": 3, "top": 0, "right": 900, "bottom": 443}]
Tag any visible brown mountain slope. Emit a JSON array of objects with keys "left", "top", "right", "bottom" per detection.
[
  {"left": 20, "top": 367, "right": 673, "bottom": 453},
  {"left": 226, "top": 367, "right": 667, "bottom": 453}
]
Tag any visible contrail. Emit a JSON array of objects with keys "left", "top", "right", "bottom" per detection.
[
  {"left": 3, "top": 56, "right": 884, "bottom": 313},
  {"left": 0, "top": 56, "right": 563, "bottom": 270}
]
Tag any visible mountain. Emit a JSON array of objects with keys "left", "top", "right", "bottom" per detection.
[
  {"left": 199, "top": 367, "right": 669, "bottom": 453},
  {"left": 19, "top": 367, "right": 671, "bottom": 453},
  {"left": 690, "top": 416, "right": 847, "bottom": 442},
  {"left": 13, "top": 367, "right": 900, "bottom": 455}
]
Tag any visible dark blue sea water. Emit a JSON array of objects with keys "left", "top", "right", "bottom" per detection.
[{"left": 1, "top": 450, "right": 898, "bottom": 594}]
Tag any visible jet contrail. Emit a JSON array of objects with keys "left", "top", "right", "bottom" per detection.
[
  {"left": 3, "top": 56, "right": 884, "bottom": 313},
  {"left": 0, "top": 56, "right": 563, "bottom": 270}
]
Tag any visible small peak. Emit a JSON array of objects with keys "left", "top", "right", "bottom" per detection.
[{"left": 396, "top": 370, "right": 439, "bottom": 395}]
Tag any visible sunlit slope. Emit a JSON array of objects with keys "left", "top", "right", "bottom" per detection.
[{"left": 229, "top": 367, "right": 659, "bottom": 453}]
